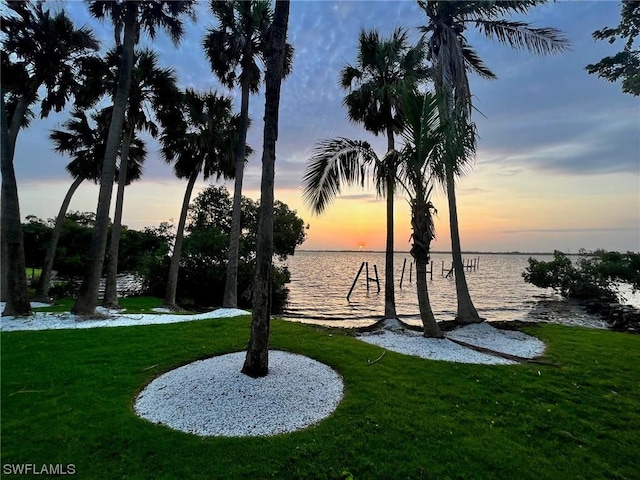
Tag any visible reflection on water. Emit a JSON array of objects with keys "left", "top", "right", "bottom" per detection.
[{"left": 278, "top": 251, "right": 607, "bottom": 329}]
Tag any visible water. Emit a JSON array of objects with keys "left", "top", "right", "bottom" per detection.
[{"left": 278, "top": 251, "right": 608, "bottom": 329}]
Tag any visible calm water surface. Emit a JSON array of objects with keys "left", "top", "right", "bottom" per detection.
[{"left": 278, "top": 251, "right": 607, "bottom": 329}]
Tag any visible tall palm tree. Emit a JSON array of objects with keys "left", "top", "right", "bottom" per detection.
[
  {"left": 1, "top": 1, "right": 99, "bottom": 312},
  {"left": 301, "top": 91, "right": 463, "bottom": 337},
  {"left": 102, "top": 48, "right": 179, "bottom": 308},
  {"left": 159, "top": 89, "right": 240, "bottom": 310},
  {"left": 242, "top": 0, "right": 291, "bottom": 378},
  {"left": 417, "top": 0, "right": 570, "bottom": 325},
  {"left": 72, "top": 0, "right": 195, "bottom": 316},
  {"left": 203, "top": 0, "right": 292, "bottom": 309},
  {"left": 339, "top": 28, "right": 428, "bottom": 320}
]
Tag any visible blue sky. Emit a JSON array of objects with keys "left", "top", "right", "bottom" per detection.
[{"left": 10, "top": 0, "right": 640, "bottom": 252}]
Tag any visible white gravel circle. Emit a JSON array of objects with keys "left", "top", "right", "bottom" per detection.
[
  {"left": 134, "top": 350, "right": 344, "bottom": 437},
  {"left": 357, "top": 322, "right": 546, "bottom": 365}
]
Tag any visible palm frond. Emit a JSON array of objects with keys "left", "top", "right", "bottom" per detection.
[
  {"left": 474, "top": 19, "right": 570, "bottom": 55},
  {"left": 302, "top": 138, "right": 379, "bottom": 214}
]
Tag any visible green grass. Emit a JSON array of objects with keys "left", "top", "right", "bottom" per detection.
[
  {"left": 32, "top": 296, "right": 186, "bottom": 314},
  {"left": 26, "top": 267, "right": 42, "bottom": 277},
  {"left": 1, "top": 315, "right": 639, "bottom": 480}
]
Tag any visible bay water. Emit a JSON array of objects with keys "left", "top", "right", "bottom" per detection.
[{"left": 278, "top": 251, "right": 608, "bottom": 329}]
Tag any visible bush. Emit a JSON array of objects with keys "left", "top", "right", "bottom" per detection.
[{"left": 523, "top": 250, "right": 639, "bottom": 302}]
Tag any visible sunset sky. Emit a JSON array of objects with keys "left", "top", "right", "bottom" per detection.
[{"left": 10, "top": 0, "right": 640, "bottom": 253}]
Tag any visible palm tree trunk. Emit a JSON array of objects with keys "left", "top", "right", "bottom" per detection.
[
  {"left": 35, "top": 176, "right": 84, "bottom": 300},
  {"left": 384, "top": 124, "right": 397, "bottom": 319},
  {"left": 2, "top": 92, "right": 32, "bottom": 302},
  {"left": 163, "top": 165, "right": 201, "bottom": 308},
  {"left": 410, "top": 193, "right": 442, "bottom": 338},
  {"left": 103, "top": 126, "right": 133, "bottom": 308},
  {"left": 242, "top": 0, "right": 290, "bottom": 378},
  {"left": 1, "top": 93, "right": 31, "bottom": 316},
  {"left": 7, "top": 94, "right": 31, "bottom": 158},
  {"left": 223, "top": 77, "right": 250, "bottom": 308},
  {"left": 72, "top": 3, "right": 137, "bottom": 316},
  {"left": 415, "top": 259, "right": 442, "bottom": 338},
  {"left": 439, "top": 76, "right": 482, "bottom": 325},
  {"left": 446, "top": 166, "right": 482, "bottom": 324}
]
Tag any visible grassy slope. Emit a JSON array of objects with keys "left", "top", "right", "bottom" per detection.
[{"left": 1, "top": 318, "right": 639, "bottom": 480}]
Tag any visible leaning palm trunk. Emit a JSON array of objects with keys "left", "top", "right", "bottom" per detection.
[
  {"left": 439, "top": 77, "right": 482, "bottom": 325},
  {"left": 242, "top": 0, "right": 290, "bottom": 378},
  {"left": 409, "top": 198, "right": 442, "bottom": 338},
  {"left": 163, "top": 165, "right": 201, "bottom": 309},
  {"left": 445, "top": 165, "right": 481, "bottom": 323},
  {"left": 223, "top": 77, "right": 250, "bottom": 308},
  {"left": 1, "top": 88, "right": 34, "bottom": 302},
  {"left": 35, "top": 176, "right": 84, "bottom": 300},
  {"left": 103, "top": 127, "right": 133, "bottom": 308},
  {"left": 7, "top": 88, "right": 36, "bottom": 158},
  {"left": 0, "top": 94, "right": 31, "bottom": 316},
  {"left": 72, "top": 4, "right": 137, "bottom": 315}
]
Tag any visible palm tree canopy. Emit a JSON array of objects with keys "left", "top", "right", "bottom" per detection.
[
  {"left": 75, "top": 46, "right": 180, "bottom": 139},
  {"left": 417, "top": 0, "right": 570, "bottom": 112},
  {"left": 160, "top": 89, "right": 245, "bottom": 182},
  {"left": 340, "top": 27, "right": 429, "bottom": 136},
  {"left": 203, "top": 0, "right": 293, "bottom": 93},
  {"left": 89, "top": 1, "right": 196, "bottom": 46},
  {"left": 1, "top": 0, "right": 100, "bottom": 116},
  {"left": 50, "top": 107, "right": 146, "bottom": 185}
]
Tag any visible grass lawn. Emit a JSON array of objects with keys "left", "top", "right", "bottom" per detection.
[
  {"left": 30, "top": 296, "right": 173, "bottom": 314},
  {"left": 1, "top": 315, "right": 639, "bottom": 479}
]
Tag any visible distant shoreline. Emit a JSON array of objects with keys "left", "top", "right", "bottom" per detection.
[{"left": 296, "top": 250, "right": 563, "bottom": 256}]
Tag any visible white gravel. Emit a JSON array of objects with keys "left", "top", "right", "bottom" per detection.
[
  {"left": 0, "top": 303, "right": 250, "bottom": 331},
  {"left": 357, "top": 321, "right": 546, "bottom": 365},
  {"left": 134, "top": 350, "right": 344, "bottom": 437}
]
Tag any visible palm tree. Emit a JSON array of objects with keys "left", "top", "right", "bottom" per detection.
[
  {"left": 1, "top": 1, "right": 99, "bottom": 312},
  {"left": 203, "top": 0, "right": 292, "bottom": 309},
  {"left": 399, "top": 90, "right": 475, "bottom": 338},
  {"left": 417, "top": 0, "right": 570, "bottom": 324},
  {"left": 301, "top": 91, "right": 460, "bottom": 337},
  {"left": 102, "top": 48, "right": 179, "bottom": 308},
  {"left": 36, "top": 108, "right": 110, "bottom": 300},
  {"left": 72, "top": 0, "right": 195, "bottom": 315},
  {"left": 39, "top": 107, "right": 145, "bottom": 303},
  {"left": 1, "top": 1, "right": 100, "bottom": 158},
  {"left": 303, "top": 138, "right": 443, "bottom": 336},
  {"left": 159, "top": 89, "right": 240, "bottom": 310},
  {"left": 339, "top": 27, "right": 428, "bottom": 320},
  {"left": 242, "top": 0, "right": 291, "bottom": 378}
]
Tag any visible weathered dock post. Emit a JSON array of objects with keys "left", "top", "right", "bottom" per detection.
[
  {"left": 371, "top": 264, "right": 380, "bottom": 293},
  {"left": 400, "top": 258, "right": 407, "bottom": 288},
  {"left": 347, "top": 262, "right": 366, "bottom": 300}
]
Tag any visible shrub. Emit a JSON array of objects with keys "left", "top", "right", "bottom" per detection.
[{"left": 523, "top": 250, "right": 639, "bottom": 302}]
